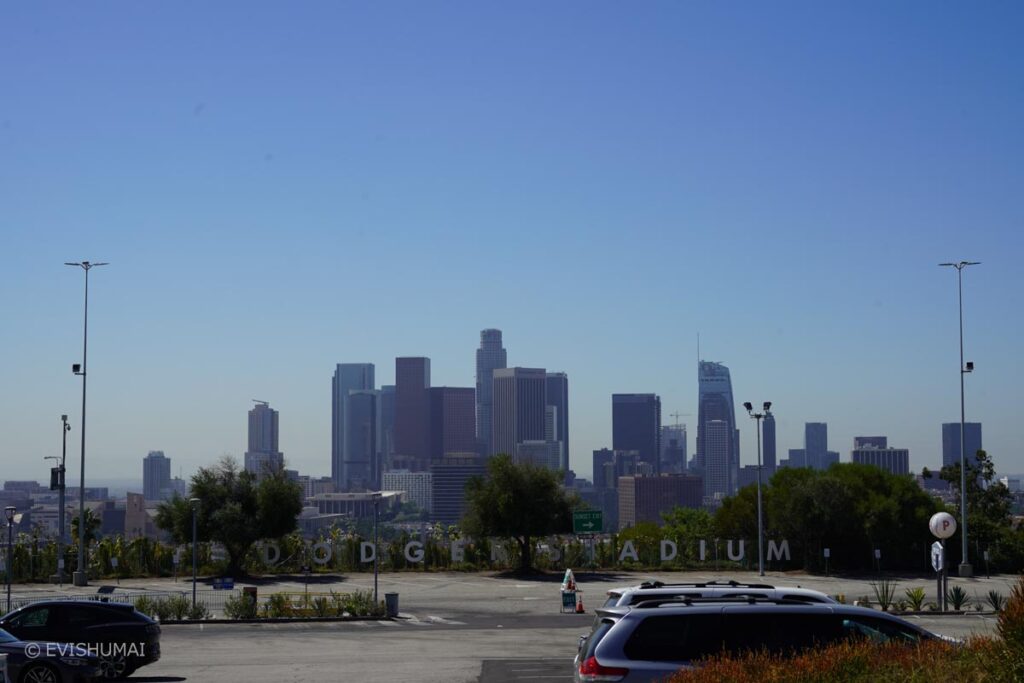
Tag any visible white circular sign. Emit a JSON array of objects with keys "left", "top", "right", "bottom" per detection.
[{"left": 929, "top": 512, "right": 957, "bottom": 539}]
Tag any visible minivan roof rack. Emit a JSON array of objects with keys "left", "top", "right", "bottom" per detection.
[
  {"left": 633, "top": 595, "right": 820, "bottom": 609},
  {"left": 637, "top": 580, "right": 776, "bottom": 590}
]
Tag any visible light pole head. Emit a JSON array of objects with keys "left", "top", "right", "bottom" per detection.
[
  {"left": 763, "top": 401, "right": 772, "bottom": 412},
  {"left": 72, "top": 364, "right": 82, "bottom": 375},
  {"left": 189, "top": 498, "right": 201, "bottom": 509},
  {"left": 4, "top": 506, "right": 15, "bottom": 524},
  {"left": 964, "top": 361, "right": 974, "bottom": 373},
  {"left": 743, "top": 402, "right": 753, "bottom": 413}
]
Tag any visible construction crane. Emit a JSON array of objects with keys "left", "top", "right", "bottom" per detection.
[{"left": 669, "top": 411, "right": 691, "bottom": 429}]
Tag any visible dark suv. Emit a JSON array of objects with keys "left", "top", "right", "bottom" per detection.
[
  {"left": 0, "top": 601, "right": 161, "bottom": 680},
  {"left": 575, "top": 597, "right": 944, "bottom": 682}
]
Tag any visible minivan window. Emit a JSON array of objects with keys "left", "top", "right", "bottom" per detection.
[
  {"left": 724, "top": 612, "right": 845, "bottom": 655},
  {"left": 842, "top": 616, "right": 925, "bottom": 644},
  {"left": 623, "top": 614, "right": 724, "bottom": 662},
  {"left": 582, "top": 618, "right": 617, "bottom": 661}
]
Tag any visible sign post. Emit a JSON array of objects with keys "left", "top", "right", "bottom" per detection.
[
  {"left": 929, "top": 512, "right": 957, "bottom": 612},
  {"left": 823, "top": 548, "right": 830, "bottom": 577}
]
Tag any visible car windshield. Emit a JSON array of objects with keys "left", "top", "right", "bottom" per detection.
[{"left": 0, "top": 628, "right": 19, "bottom": 644}]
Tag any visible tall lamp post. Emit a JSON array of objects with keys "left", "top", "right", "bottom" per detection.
[
  {"left": 371, "top": 492, "right": 381, "bottom": 605},
  {"left": 5, "top": 506, "right": 15, "bottom": 614},
  {"left": 939, "top": 260, "right": 980, "bottom": 578},
  {"left": 66, "top": 260, "right": 108, "bottom": 587},
  {"left": 190, "top": 498, "right": 200, "bottom": 610},
  {"left": 743, "top": 401, "right": 772, "bottom": 577},
  {"left": 45, "top": 415, "right": 71, "bottom": 583}
]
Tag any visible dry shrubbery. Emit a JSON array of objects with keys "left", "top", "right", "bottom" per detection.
[{"left": 670, "top": 576, "right": 1024, "bottom": 683}]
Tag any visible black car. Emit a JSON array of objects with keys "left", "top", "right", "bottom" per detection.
[
  {"left": 0, "top": 601, "right": 160, "bottom": 680},
  {"left": 0, "top": 627, "right": 100, "bottom": 683}
]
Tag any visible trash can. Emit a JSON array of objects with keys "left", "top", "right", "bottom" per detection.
[{"left": 384, "top": 592, "right": 399, "bottom": 618}]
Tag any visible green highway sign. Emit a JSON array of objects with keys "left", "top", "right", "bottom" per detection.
[{"left": 573, "top": 510, "right": 603, "bottom": 534}]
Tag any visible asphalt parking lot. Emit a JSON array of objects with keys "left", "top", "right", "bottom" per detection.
[{"left": 10, "top": 570, "right": 1013, "bottom": 682}]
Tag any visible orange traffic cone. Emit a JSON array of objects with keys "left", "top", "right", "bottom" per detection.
[{"left": 575, "top": 594, "right": 585, "bottom": 614}]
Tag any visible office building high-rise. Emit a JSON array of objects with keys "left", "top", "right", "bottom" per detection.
[
  {"left": 612, "top": 394, "right": 661, "bottom": 473},
  {"left": 545, "top": 372, "right": 569, "bottom": 471},
  {"left": 475, "top": 329, "right": 508, "bottom": 457},
  {"left": 377, "top": 385, "right": 396, "bottom": 472},
  {"left": 697, "top": 361, "right": 738, "bottom": 496},
  {"left": 851, "top": 443, "right": 910, "bottom": 476},
  {"left": 660, "top": 425, "right": 687, "bottom": 474},
  {"left": 332, "top": 364, "right": 375, "bottom": 489},
  {"left": 430, "top": 454, "right": 487, "bottom": 525},
  {"left": 854, "top": 436, "right": 888, "bottom": 449},
  {"left": 762, "top": 412, "right": 777, "bottom": 474},
  {"left": 492, "top": 367, "right": 547, "bottom": 458},
  {"left": 618, "top": 473, "right": 703, "bottom": 530},
  {"left": 395, "top": 357, "right": 431, "bottom": 469},
  {"left": 344, "top": 390, "right": 378, "bottom": 490},
  {"left": 244, "top": 401, "right": 284, "bottom": 478},
  {"left": 143, "top": 451, "right": 171, "bottom": 501},
  {"left": 593, "top": 448, "right": 614, "bottom": 489},
  {"left": 803, "top": 422, "right": 839, "bottom": 470},
  {"left": 942, "top": 422, "right": 983, "bottom": 468},
  {"left": 430, "top": 387, "right": 477, "bottom": 461}
]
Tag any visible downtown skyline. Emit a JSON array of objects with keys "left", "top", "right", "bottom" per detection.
[{"left": 2, "top": 3, "right": 1021, "bottom": 482}]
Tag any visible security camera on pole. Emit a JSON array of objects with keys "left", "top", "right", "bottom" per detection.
[{"left": 929, "top": 511, "right": 957, "bottom": 611}]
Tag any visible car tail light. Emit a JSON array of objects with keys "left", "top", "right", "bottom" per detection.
[{"left": 578, "top": 655, "right": 628, "bottom": 682}]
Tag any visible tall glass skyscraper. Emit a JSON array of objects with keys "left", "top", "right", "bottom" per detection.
[
  {"left": 332, "top": 363, "right": 375, "bottom": 490},
  {"left": 612, "top": 394, "right": 661, "bottom": 473},
  {"left": 476, "top": 329, "right": 507, "bottom": 457},
  {"left": 697, "top": 361, "right": 738, "bottom": 498},
  {"left": 942, "top": 422, "right": 983, "bottom": 468}
]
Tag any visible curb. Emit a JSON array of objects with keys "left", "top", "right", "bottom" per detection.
[{"left": 159, "top": 615, "right": 392, "bottom": 625}]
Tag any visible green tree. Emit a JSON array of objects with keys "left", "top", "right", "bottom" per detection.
[
  {"left": 155, "top": 457, "right": 303, "bottom": 576},
  {"left": 940, "top": 449, "right": 1014, "bottom": 566},
  {"left": 661, "top": 506, "right": 716, "bottom": 565},
  {"left": 461, "top": 454, "right": 574, "bottom": 572},
  {"left": 70, "top": 507, "right": 101, "bottom": 546}
]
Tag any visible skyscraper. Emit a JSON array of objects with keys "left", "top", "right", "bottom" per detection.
[
  {"left": 332, "top": 363, "right": 375, "bottom": 489},
  {"left": 244, "top": 401, "right": 284, "bottom": 478},
  {"left": 429, "top": 387, "right": 477, "bottom": 461},
  {"left": 545, "top": 372, "right": 569, "bottom": 470},
  {"left": 762, "top": 412, "right": 776, "bottom": 474},
  {"left": 804, "top": 422, "right": 839, "bottom": 470},
  {"left": 697, "top": 361, "right": 738, "bottom": 497},
  {"left": 377, "top": 385, "right": 396, "bottom": 472},
  {"left": 660, "top": 425, "right": 687, "bottom": 474},
  {"left": 344, "top": 390, "right": 377, "bottom": 491},
  {"left": 142, "top": 451, "right": 171, "bottom": 501},
  {"left": 475, "top": 329, "right": 507, "bottom": 457},
  {"left": 612, "top": 394, "right": 661, "bottom": 472},
  {"left": 592, "top": 448, "right": 614, "bottom": 489},
  {"left": 492, "top": 367, "right": 547, "bottom": 458},
  {"left": 942, "top": 422, "right": 983, "bottom": 468},
  {"left": 395, "top": 357, "right": 431, "bottom": 469}
]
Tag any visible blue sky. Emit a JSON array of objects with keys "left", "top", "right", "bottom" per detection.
[{"left": 2, "top": 2, "right": 1022, "bottom": 483}]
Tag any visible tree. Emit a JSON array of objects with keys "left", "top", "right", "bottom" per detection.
[
  {"left": 941, "top": 449, "right": 1014, "bottom": 566},
  {"left": 70, "top": 508, "right": 101, "bottom": 547},
  {"left": 155, "top": 457, "right": 303, "bottom": 577},
  {"left": 461, "top": 454, "right": 574, "bottom": 572}
]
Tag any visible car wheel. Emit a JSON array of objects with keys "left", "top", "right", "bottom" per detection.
[
  {"left": 19, "top": 663, "right": 59, "bottom": 683},
  {"left": 98, "top": 653, "right": 130, "bottom": 680}
]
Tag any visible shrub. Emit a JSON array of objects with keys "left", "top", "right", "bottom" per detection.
[
  {"left": 904, "top": 587, "right": 926, "bottom": 612},
  {"left": 342, "top": 589, "right": 385, "bottom": 617},
  {"left": 853, "top": 596, "right": 872, "bottom": 609},
  {"left": 946, "top": 585, "right": 970, "bottom": 611},
  {"left": 188, "top": 601, "right": 210, "bottom": 620},
  {"left": 987, "top": 590, "right": 1007, "bottom": 613},
  {"left": 894, "top": 600, "right": 908, "bottom": 613},
  {"left": 165, "top": 594, "right": 191, "bottom": 620},
  {"left": 311, "top": 596, "right": 331, "bottom": 617},
  {"left": 262, "top": 592, "right": 293, "bottom": 618},
  {"left": 134, "top": 595, "right": 157, "bottom": 619},
  {"left": 223, "top": 592, "right": 259, "bottom": 619},
  {"left": 870, "top": 580, "right": 897, "bottom": 612},
  {"left": 833, "top": 594, "right": 846, "bottom": 605},
  {"left": 997, "top": 575, "right": 1024, "bottom": 647}
]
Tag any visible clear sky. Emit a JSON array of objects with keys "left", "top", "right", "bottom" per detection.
[{"left": 2, "top": 2, "right": 1022, "bottom": 485}]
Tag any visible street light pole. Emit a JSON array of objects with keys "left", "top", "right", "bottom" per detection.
[
  {"left": 744, "top": 402, "right": 772, "bottom": 577},
  {"left": 940, "top": 261, "right": 979, "bottom": 578},
  {"left": 66, "top": 260, "right": 107, "bottom": 587},
  {"left": 372, "top": 492, "right": 381, "bottom": 605},
  {"left": 5, "top": 506, "right": 15, "bottom": 614},
  {"left": 45, "top": 416, "right": 71, "bottom": 582},
  {"left": 190, "top": 498, "right": 200, "bottom": 610}
]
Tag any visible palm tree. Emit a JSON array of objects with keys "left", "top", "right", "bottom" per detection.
[{"left": 70, "top": 508, "right": 101, "bottom": 547}]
